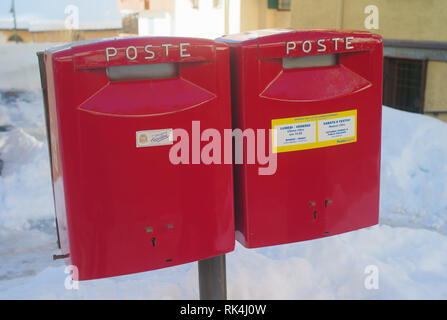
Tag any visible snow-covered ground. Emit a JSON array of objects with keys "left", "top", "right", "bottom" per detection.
[{"left": 0, "top": 43, "right": 447, "bottom": 299}]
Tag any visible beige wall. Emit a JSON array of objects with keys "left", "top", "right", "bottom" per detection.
[
  {"left": 425, "top": 61, "right": 447, "bottom": 111},
  {"left": 424, "top": 61, "right": 447, "bottom": 120},
  {"left": 0, "top": 29, "right": 121, "bottom": 43},
  {"left": 0, "top": 29, "right": 34, "bottom": 43},
  {"left": 288, "top": 0, "right": 447, "bottom": 122},
  {"left": 118, "top": 0, "right": 174, "bottom": 11},
  {"left": 342, "top": 0, "right": 447, "bottom": 42},
  {"left": 241, "top": 0, "right": 447, "bottom": 42},
  {"left": 117, "top": 0, "right": 175, "bottom": 11},
  {"left": 426, "top": 113, "right": 447, "bottom": 123},
  {"left": 150, "top": 0, "right": 175, "bottom": 11},
  {"left": 290, "top": 0, "right": 343, "bottom": 30},
  {"left": 240, "top": 0, "right": 291, "bottom": 32},
  {"left": 289, "top": 0, "right": 447, "bottom": 42},
  {"left": 118, "top": 0, "right": 147, "bottom": 11}
]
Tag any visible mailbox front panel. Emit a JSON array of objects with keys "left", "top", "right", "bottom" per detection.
[
  {"left": 45, "top": 37, "right": 234, "bottom": 280},
  {"left": 219, "top": 30, "right": 382, "bottom": 248}
]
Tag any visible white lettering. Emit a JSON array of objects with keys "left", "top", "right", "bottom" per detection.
[
  {"left": 364, "top": 5, "right": 379, "bottom": 30},
  {"left": 286, "top": 41, "right": 296, "bottom": 55},
  {"left": 364, "top": 265, "right": 380, "bottom": 290},
  {"left": 105, "top": 47, "right": 117, "bottom": 62},
  {"left": 125, "top": 46, "right": 138, "bottom": 60},
  {"left": 64, "top": 265, "right": 79, "bottom": 290},
  {"left": 106, "top": 43, "right": 193, "bottom": 62},
  {"left": 332, "top": 38, "right": 342, "bottom": 50},
  {"left": 317, "top": 39, "right": 326, "bottom": 52},
  {"left": 180, "top": 43, "right": 191, "bottom": 57},
  {"left": 161, "top": 43, "right": 173, "bottom": 57},
  {"left": 64, "top": 5, "right": 79, "bottom": 30},
  {"left": 285, "top": 37, "right": 356, "bottom": 55},
  {"left": 144, "top": 45, "right": 155, "bottom": 60},
  {"left": 302, "top": 40, "right": 312, "bottom": 53},
  {"left": 345, "top": 36, "right": 354, "bottom": 50}
]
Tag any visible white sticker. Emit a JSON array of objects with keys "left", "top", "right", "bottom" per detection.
[
  {"left": 136, "top": 129, "right": 173, "bottom": 148},
  {"left": 317, "top": 116, "right": 355, "bottom": 142},
  {"left": 275, "top": 121, "right": 316, "bottom": 147}
]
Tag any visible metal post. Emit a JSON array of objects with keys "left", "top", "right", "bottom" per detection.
[
  {"left": 10, "top": 0, "right": 18, "bottom": 43},
  {"left": 198, "top": 254, "right": 227, "bottom": 300},
  {"left": 37, "top": 51, "right": 61, "bottom": 249}
]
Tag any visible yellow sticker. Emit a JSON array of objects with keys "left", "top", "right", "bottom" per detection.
[{"left": 272, "top": 109, "right": 357, "bottom": 153}]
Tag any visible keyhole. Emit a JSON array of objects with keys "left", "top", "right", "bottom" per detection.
[
  {"left": 151, "top": 237, "right": 156, "bottom": 247},
  {"left": 313, "top": 210, "right": 317, "bottom": 220}
]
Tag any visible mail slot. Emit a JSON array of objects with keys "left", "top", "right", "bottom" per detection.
[
  {"left": 217, "top": 29, "right": 383, "bottom": 248},
  {"left": 43, "top": 37, "right": 234, "bottom": 280}
]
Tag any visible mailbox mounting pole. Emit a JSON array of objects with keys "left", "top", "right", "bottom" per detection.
[
  {"left": 198, "top": 254, "right": 227, "bottom": 300},
  {"left": 36, "top": 51, "right": 61, "bottom": 249}
]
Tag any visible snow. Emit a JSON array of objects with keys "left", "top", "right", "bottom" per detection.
[
  {"left": 380, "top": 106, "right": 447, "bottom": 234},
  {"left": 0, "top": 44, "right": 50, "bottom": 92},
  {"left": 0, "top": 43, "right": 447, "bottom": 299}
]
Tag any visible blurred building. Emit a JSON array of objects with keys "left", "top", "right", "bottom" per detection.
[
  {"left": 118, "top": 0, "right": 240, "bottom": 39},
  {"left": 2, "top": 0, "right": 446, "bottom": 122},
  {"left": 117, "top": 0, "right": 447, "bottom": 122},
  {"left": 0, "top": 0, "right": 122, "bottom": 43},
  {"left": 238, "top": 0, "right": 447, "bottom": 122}
]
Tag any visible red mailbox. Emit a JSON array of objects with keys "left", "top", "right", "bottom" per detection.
[
  {"left": 44, "top": 37, "right": 234, "bottom": 280},
  {"left": 217, "top": 29, "right": 382, "bottom": 248}
]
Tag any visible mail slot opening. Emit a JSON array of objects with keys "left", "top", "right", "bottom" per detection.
[
  {"left": 107, "top": 63, "right": 178, "bottom": 81},
  {"left": 282, "top": 54, "right": 338, "bottom": 70}
]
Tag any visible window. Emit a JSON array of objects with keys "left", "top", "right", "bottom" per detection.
[
  {"left": 268, "top": 0, "right": 278, "bottom": 9},
  {"left": 268, "top": 0, "right": 291, "bottom": 11},
  {"left": 278, "top": 0, "right": 291, "bottom": 11},
  {"left": 383, "top": 57, "right": 427, "bottom": 113}
]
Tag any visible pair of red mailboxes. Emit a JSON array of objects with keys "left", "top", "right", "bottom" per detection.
[{"left": 43, "top": 30, "right": 383, "bottom": 280}]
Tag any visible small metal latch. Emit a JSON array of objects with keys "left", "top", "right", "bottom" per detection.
[{"left": 53, "top": 253, "right": 70, "bottom": 260}]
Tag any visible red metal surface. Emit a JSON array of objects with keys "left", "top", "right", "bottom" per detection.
[
  {"left": 217, "top": 30, "right": 383, "bottom": 248},
  {"left": 44, "top": 37, "right": 234, "bottom": 280}
]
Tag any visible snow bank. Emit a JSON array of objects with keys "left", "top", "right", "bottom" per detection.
[
  {"left": 380, "top": 107, "right": 447, "bottom": 234},
  {"left": 0, "top": 128, "right": 54, "bottom": 231},
  {"left": 2, "top": 226, "right": 447, "bottom": 299},
  {"left": 0, "top": 47, "right": 55, "bottom": 231},
  {"left": 0, "top": 102, "right": 445, "bottom": 299},
  {"left": 0, "top": 91, "right": 47, "bottom": 141},
  {"left": 0, "top": 43, "right": 56, "bottom": 91}
]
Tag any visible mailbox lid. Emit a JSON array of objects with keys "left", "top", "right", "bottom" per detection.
[
  {"left": 218, "top": 29, "right": 381, "bottom": 55},
  {"left": 47, "top": 36, "right": 219, "bottom": 69}
]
